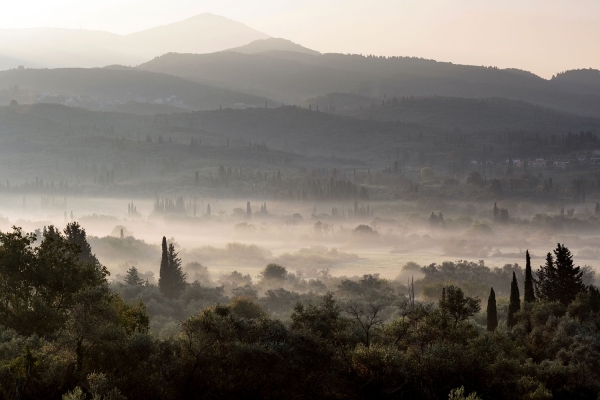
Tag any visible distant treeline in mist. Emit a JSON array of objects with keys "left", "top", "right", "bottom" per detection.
[{"left": 1, "top": 101, "right": 600, "bottom": 213}]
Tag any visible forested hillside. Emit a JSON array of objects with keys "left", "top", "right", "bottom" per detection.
[
  {"left": 304, "top": 95, "right": 600, "bottom": 133},
  {"left": 140, "top": 52, "right": 600, "bottom": 118},
  {"left": 0, "top": 102, "right": 598, "bottom": 205},
  {"left": 140, "top": 51, "right": 372, "bottom": 104}
]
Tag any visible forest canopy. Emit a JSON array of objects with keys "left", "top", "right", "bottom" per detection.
[{"left": 0, "top": 223, "right": 598, "bottom": 399}]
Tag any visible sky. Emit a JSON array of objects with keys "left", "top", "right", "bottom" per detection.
[{"left": 1, "top": 0, "right": 599, "bottom": 78}]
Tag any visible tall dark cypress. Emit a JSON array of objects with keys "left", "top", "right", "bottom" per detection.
[
  {"left": 158, "top": 237, "right": 169, "bottom": 296},
  {"left": 507, "top": 272, "right": 521, "bottom": 328},
  {"left": 487, "top": 287, "right": 498, "bottom": 332},
  {"left": 589, "top": 285, "right": 600, "bottom": 313},
  {"left": 158, "top": 237, "right": 187, "bottom": 299},
  {"left": 553, "top": 244, "right": 585, "bottom": 304},
  {"left": 536, "top": 252, "right": 555, "bottom": 300},
  {"left": 524, "top": 250, "right": 536, "bottom": 303},
  {"left": 166, "top": 243, "right": 186, "bottom": 298}
]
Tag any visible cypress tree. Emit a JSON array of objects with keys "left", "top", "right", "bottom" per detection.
[
  {"left": 440, "top": 287, "right": 447, "bottom": 326},
  {"left": 553, "top": 243, "right": 585, "bottom": 304},
  {"left": 158, "top": 237, "right": 169, "bottom": 295},
  {"left": 124, "top": 266, "right": 144, "bottom": 286},
  {"left": 167, "top": 243, "right": 186, "bottom": 298},
  {"left": 524, "top": 250, "right": 535, "bottom": 303},
  {"left": 487, "top": 287, "right": 498, "bottom": 332},
  {"left": 507, "top": 272, "right": 521, "bottom": 328},
  {"left": 537, "top": 244, "right": 585, "bottom": 305},
  {"left": 159, "top": 237, "right": 187, "bottom": 299},
  {"left": 536, "top": 252, "right": 555, "bottom": 300}
]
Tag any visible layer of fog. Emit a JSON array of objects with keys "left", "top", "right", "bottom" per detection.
[{"left": 1, "top": 194, "right": 599, "bottom": 291}]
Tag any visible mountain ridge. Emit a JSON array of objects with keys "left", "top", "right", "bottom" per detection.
[
  {"left": 139, "top": 51, "right": 600, "bottom": 118},
  {"left": 0, "top": 13, "right": 270, "bottom": 70}
]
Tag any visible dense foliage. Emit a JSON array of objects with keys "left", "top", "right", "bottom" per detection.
[{"left": 0, "top": 226, "right": 599, "bottom": 399}]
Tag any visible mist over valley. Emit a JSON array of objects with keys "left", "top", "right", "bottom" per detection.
[{"left": 0, "top": 5, "right": 600, "bottom": 399}]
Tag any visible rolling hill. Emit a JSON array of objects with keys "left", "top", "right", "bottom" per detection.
[
  {"left": 551, "top": 69, "right": 600, "bottom": 95},
  {"left": 0, "top": 101, "right": 597, "bottom": 198},
  {"left": 303, "top": 94, "right": 600, "bottom": 133},
  {"left": 139, "top": 51, "right": 375, "bottom": 104},
  {"left": 0, "top": 67, "right": 276, "bottom": 112},
  {"left": 139, "top": 52, "right": 600, "bottom": 119},
  {"left": 3, "top": 12, "right": 600, "bottom": 121}
]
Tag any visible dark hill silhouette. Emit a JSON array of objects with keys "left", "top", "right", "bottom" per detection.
[
  {"left": 0, "top": 67, "right": 275, "bottom": 113},
  {"left": 551, "top": 69, "right": 600, "bottom": 95},
  {"left": 0, "top": 103, "right": 432, "bottom": 162},
  {"left": 304, "top": 94, "right": 599, "bottom": 133},
  {"left": 139, "top": 52, "right": 376, "bottom": 104},
  {"left": 140, "top": 52, "right": 600, "bottom": 118}
]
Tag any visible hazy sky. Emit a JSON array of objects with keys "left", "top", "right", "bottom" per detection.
[{"left": 1, "top": 0, "right": 599, "bottom": 77}]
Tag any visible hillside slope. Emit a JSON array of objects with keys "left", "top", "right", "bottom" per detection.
[
  {"left": 139, "top": 52, "right": 377, "bottom": 104},
  {"left": 304, "top": 94, "right": 600, "bottom": 133},
  {"left": 551, "top": 69, "right": 600, "bottom": 95},
  {"left": 0, "top": 103, "right": 597, "bottom": 198},
  {"left": 0, "top": 68, "right": 276, "bottom": 112},
  {"left": 140, "top": 52, "right": 600, "bottom": 118}
]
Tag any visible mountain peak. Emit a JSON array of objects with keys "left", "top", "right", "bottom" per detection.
[
  {"left": 180, "top": 12, "right": 234, "bottom": 22},
  {"left": 0, "top": 14, "right": 271, "bottom": 69},
  {"left": 124, "top": 13, "right": 270, "bottom": 56},
  {"left": 225, "top": 38, "right": 320, "bottom": 56}
]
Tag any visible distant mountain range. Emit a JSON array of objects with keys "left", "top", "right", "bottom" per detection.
[
  {"left": 140, "top": 51, "right": 600, "bottom": 118},
  {"left": 1, "top": 13, "right": 599, "bottom": 122},
  {"left": 0, "top": 13, "right": 268, "bottom": 70}
]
